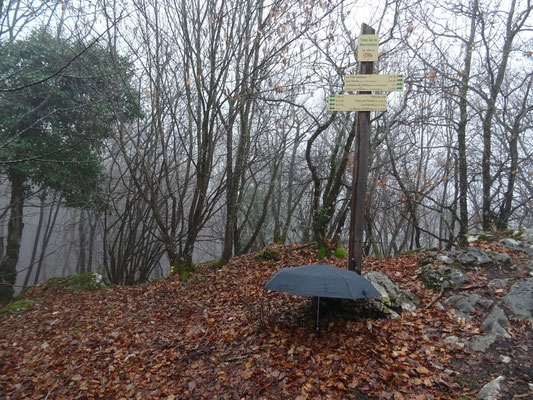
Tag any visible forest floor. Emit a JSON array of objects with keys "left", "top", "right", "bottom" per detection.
[{"left": 0, "top": 241, "right": 532, "bottom": 399}]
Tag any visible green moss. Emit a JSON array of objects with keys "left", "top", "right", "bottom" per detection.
[
  {"left": 397, "top": 248, "right": 427, "bottom": 257},
  {"left": 42, "top": 273, "right": 106, "bottom": 292},
  {"left": 193, "top": 273, "right": 207, "bottom": 282},
  {"left": 208, "top": 258, "right": 226, "bottom": 270},
  {"left": 472, "top": 229, "right": 523, "bottom": 242},
  {"left": 334, "top": 247, "right": 348, "bottom": 259},
  {"left": 316, "top": 245, "right": 328, "bottom": 260},
  {"left": 418, "top": 265, "right": 442, "bottom": 291},
  {"left": 67, "top": 273, "right": 105, "bottom": 291},
  {"left": 171, "top": 259, "right": 196, "bottom": 282},
  {"left": 45, "top": 276, "right": 69, "bottom": 289},
  {"left": 256, "top": 247, "right": 280, "bottom": 262},
  {"left": 418, "top": 256, "right": 433, "bottom": 266},
  {"left": 454, "top": 375, "right": 480, "bottom": 389},
  {"left": 1, "top": 299, "right": 35, "bottom": 315}
]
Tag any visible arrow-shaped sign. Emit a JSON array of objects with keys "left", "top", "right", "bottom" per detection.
[
  {"left": 344, "top": 74, "right": 404, "bottom": 91},
  {"left": 329, "top": 94, "right": 387, "bottom": 111}
]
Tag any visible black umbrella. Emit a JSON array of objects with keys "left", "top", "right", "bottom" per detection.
[{"left": 264, "top": 264, "right": 381, "bottom": 331}]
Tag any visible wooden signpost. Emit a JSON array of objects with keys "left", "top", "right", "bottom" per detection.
[{"left": 328, "top": 24, "right": 404, "bottom": 273}]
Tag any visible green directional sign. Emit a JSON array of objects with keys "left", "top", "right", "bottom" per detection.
[
  {"left": 344, "top": 74, "right": 404, "bottom": 91},
  {"left": 329, "top": 94, "right": 387, "bottom": 111}
]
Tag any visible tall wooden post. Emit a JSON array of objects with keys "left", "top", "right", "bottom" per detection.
[{"left": 348, "top": 23, "right": 375, "bottom": 273}]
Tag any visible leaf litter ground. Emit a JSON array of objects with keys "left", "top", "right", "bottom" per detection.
[{"left": 1, "top": 242, "right": 531, "bottom": 399}]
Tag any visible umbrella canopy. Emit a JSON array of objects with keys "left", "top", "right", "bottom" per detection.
[{"left": 264, "top": 264, "right": 381, "bottom": 300}]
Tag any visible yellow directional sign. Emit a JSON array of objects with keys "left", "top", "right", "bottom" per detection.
[
  {"left": 345, "top": 74, "right": 404, "bottom": 91},
  {"left": 357, "top": 34, "right": 379, "bottom": 62},
  {"left": 329, "top": 94, "right": 387, "bottom": 111}
]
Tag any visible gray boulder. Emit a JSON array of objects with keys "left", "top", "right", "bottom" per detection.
[
  {"left": 481, "top": 306, "right": 510, "bottom": 338},
  {"left": 499, "top": 238, "right": 520, "bottom": 248},
  {"left": 522, "top": 228, "right": 533, "bottom": 243},
  {"left": 458, "top": 247, "right": 493, "bottom": 268},
  {"left": 362, "top": 271, "right": 420, "bottom": 314},
  {"left": 420, "top": 246, "right": 507, "bottom": 274},
  {"left": 436, "top": 254, "right": 454, "bottom": 265},
  {"left": 489, "top": 252, "right": 511, "bottom": 268},
  {"left": 420, "top": 266, "right": 470, "bottom": 291},
  {"left": 487, "top": 279, "right": 509, "bottom": 289},
  {"left": 503, "top": 278, "right": 533, "bottom": 323},
  {"left": 467, "top": 335, "right": 498, "bottom": 352},
  {"left": 447, "top": 296, "right": 511, "bottom": 352},
  {"left": 477, "top": 376, "right": 505, "bottom": 400},
  {"left": 446, "top": 294, "right": 493, "bottom": 320},
  {"left": 499, "top": 237, "right": 533, "bottom": 256}
]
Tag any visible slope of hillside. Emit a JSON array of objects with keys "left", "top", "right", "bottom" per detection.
[{"left": 1, "top": 241, "right": 531, "bottom": 399}]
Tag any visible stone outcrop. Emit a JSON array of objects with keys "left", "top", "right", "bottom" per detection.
[
  {"left": 362, "top": 271, "right": 420, "bottom": 317},
  {"left": 503, "top": 278, "right": 533, "bottom": 323}
]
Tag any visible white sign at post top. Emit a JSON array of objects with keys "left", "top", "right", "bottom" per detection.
[{"left": 358, "top": 34, "right": 379, "bottom": 62}]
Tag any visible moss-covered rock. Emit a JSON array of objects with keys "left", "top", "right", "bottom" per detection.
[
  {"left": 0, "top": 299, "right": 35, "bottom": 315},
  {"left": 208, "top": 258, "right": 226, "bottom": 270},
  {"left": 418, "top": 265, "right": 470, "bottom": 291},
  {"left": 256, "top": 247, "right": 280, "bottom": 262},
  {"left": 42, "top": 273, "right": 106, "bottom": 292}
]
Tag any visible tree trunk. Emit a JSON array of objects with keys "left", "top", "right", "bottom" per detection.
[
  {"left": 457, "top": 5, "right": 476, "bottom": 243},
  {"left": 23, "top": 190, "right": 46, "bottom": 287},
  {"left": 34, "top": 197, "right": 60, "bottom": 285},
  {"left": 77, "top": 210, "right": 87, "bottom": 274},
  {"left": 0, "top": 173, "right": 25, "bottom": 303}
]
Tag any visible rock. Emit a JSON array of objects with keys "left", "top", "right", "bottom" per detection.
[
  {"left": 436, "top": 254, "right": 454, "bottom": 265},
  {"left": 362, "top": 271, "right": 420, "bottom": 313},
  {"left": 500, "top": 238, "right": 533, "bottom": 256},
  {"left": 522, "top": 228, "right": 533, "bottom": 243},
  {"left": 477, "top": 376, "right": 505, "bottom": 400},
  {"left": 481, "top": 306, "right": 510, "bottom": 338},
  {"left": 446, "top": 294, "right": 493, "bottom": 320},
  {"left": 449, "top": 299, "right": 510, "bottom": 351},
  {"left": 490, "top": 252, "right": 511, "bottom": 267},
  {"left": 500, "top": 355, "right": 511, "bottom": 364},
  {"left": 459, "top": 247, "right": 493, "bottom": 268},
  {"left": 466, "top": 235, "right": 478, "bottom": 243},
  {"left": 503, "top": 278, "right": 533, "bottom": 322},
  {"left": 487, "top": 279, "right": 509, "bottom": 289},
  {"left": 467, "top": 334, "right": 497, "bottom": 352},
  {"left": 499, "top": 238, "right": 520, "bottom": 248},
  {"left": 420, "top": 266, "right": 470, "bottom": 291},
  {"left": 420, "top": 246, "right": 502, "bottom": 275},
  {"left": 520, "top": 244, "right": 533, "bottom": 256},
  {"left": 443, "top": 335, "right": 464, "bottom": 348}
]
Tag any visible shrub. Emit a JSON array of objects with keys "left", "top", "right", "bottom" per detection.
[
  {"left": 334, "top": 247, "right": 348, "bottom": 259},
  {"left": 171, "top": 259, "right": 197, "bottom": 282},
  {"left": 316, "top": 246, "right": 328, "bottom": 260}
]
